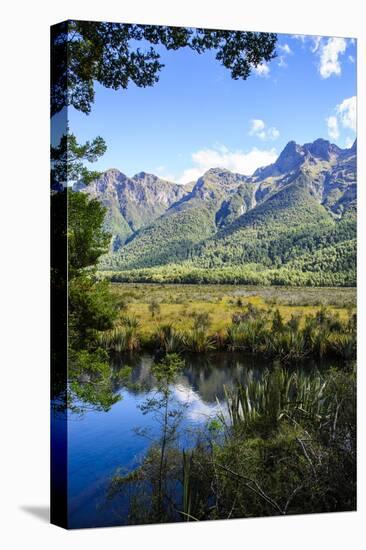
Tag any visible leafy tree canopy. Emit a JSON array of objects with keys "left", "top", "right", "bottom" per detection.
[
  {"left": 68, "top": 190, "right": 110, "bottom": 275},
  {"left": 51, "top": 20, "right": 277, "bottom": 116},
  {"left": 51, "top": 131, "right": 107, "bottom": 189}
]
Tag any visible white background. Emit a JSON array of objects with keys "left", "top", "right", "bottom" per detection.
[{"left": 0, "top": 0, "right": 365, "bottom": 548}]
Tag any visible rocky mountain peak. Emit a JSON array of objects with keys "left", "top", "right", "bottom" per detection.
[
  {"left": 194, "top": 168, "right": 251, "bottom": 200},
  {"left": 253, "top": 138, "right": 350, "bottom": 181},
  {"left": 276, "top": 140, "right": 305, "bottom": 171},
  {"left": 303, "top": 138, "right": 341, "bottom": 161},
  {"left": 132, "top": 172, "right": 161, "bottom": 184},
  {"left": 253, "top": 140, "right": 304, "bottom": 179}
]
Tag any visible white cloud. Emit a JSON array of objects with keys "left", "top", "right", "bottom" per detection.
[
  {"left": 344, "top": 137, "right": 354, "bottom": 149},
  {"left": 294, "top": 35, "right": 350, "bottom": 78},
  {"left": 250, "top": 119, "right": 265, "bottom": 133},
  {"left": 155, "top": 164, "right": 166, "bottom": 173},
  {"left": 293, "top": 34, "right": 321, "bottom": 52},
  {"left": 252, "top": 62, "right": 270, "bottom": 77},
  {"left": 154, "top": 165, "right": 177, "bottom": 181},
  {"left": 348, "top": 55, "right": 355, "bottom": 63},
  {"left": 318, "top": 37, "right": 347, "bottom": 78},
  {"left": 311, "top": 36, "right": 322, "bottom": 53},
  {"left": 336, "top": 96, "right": 356, "bottom": 131},
  {"left": 249, "top": 119, "right": 280, "bottom": 141},
  {"left": 278, "top": 43, "right": 292, "bottom": 55},
  {"left": 277, "top": 56, "right": 287, "bottom": 68},
  {"left": 326, "top": 96, "right": 356, "bottom": 144},
  {"left": 266, "top": 128, "right": 280, "bottom": 140},
  {"left": 177, "top": 145, "right": 278, "bottom": 183},
  {"left": 326, "top": 116, "right": 340, "bottom": 140},
  {"left": 293, "top": 34, "right": 307, "bottom": 43},
  {"left": 277, "top": 43, "right": 293, "bottom": 68}
]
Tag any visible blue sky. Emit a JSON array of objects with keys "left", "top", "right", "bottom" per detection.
[{"left": 66, "top": 32, "right": 357, "bottom": 183}]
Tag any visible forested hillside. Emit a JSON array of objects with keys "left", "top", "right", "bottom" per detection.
[{"left": 78, "top": 138, "right": 357, "bottom": 286}]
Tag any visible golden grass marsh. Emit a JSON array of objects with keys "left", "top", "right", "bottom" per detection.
[{"left": 110, "top": 283, "right": 356, "bottom": 340}]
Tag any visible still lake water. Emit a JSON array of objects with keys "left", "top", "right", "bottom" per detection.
[{"left": 63, "top": 352, "right": 326, "bottom": 529}]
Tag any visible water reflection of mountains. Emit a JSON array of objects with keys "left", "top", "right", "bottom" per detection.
[{"left": 110, "top": 352, "right": 324, "bottom": 405}]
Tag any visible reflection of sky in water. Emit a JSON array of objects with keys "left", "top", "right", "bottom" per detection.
[
  {"left": 65, "top": 352, "right": 319, "bottom": 528},
  {"left": 172, "top": 383, "right": 227, "bottom": 423}
]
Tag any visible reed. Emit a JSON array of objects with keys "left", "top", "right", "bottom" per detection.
[
  {"left": 153, "top": 323, "right": 185, "bottom": 353},
  {"left": 182, "top": 450, "right": 193, "bottom": 521},
  {"left": 327, "top": 332, "right": 356, "bottom": 360},
  {"left": 94, "top": 301, "right": 356, "bottom": 361},
  {"left": 185, "top": 328, "right": 215, "bottom": 353},
  {"left": 96, "top": 326, "right": 140, "bottom": 352},
  {"left": 263, "top": 330, "right": 306, "bottom": 362},
  {"left": 226, "top": 319, "right": 268, "bottom": 353},
  {"left": 223, "top": 366, "right": 330, "bottom": 434}
]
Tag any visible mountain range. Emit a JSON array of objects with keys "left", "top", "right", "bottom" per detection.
[{"left": 75, "top": 138, "right": 357, "bottom": 286}]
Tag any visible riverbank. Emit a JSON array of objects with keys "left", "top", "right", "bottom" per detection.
[{"left": 94, "top": 284, "right": 356, "bottom": 361}]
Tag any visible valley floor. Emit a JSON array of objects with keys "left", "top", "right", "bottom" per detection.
[{"left": 110, "top": 283, "right": 356, "bottom": 342}]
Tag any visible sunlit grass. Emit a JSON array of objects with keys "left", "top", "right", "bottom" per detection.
[{"left": 109, "top": 283, "right": 355, "bottom": 340}]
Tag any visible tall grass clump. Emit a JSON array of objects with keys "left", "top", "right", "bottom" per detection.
[
  {"left": 153, "top": 323, "right": 185, "bottom": 353},
  {"left": 227, "top": 319, "right": 268, "bottom": 353},
  {"left": 185, "top": 327, "right": 215, "bottom": 353},
  {"left": 223, "top": 366, "right": 328, "bottom": 435},
  {"left": 96, "top": 314, "right": 140, "bottom": 352},
  {"left": 327, "top": 333, "right": 356, "bottom": 360},
  {"left": 263, "top": 330, "right": 306, "bottom": 362},
  {"left": 225, "top": 305, "right": 356, "bottom": 361},
  {"left": 182, "top": 311, "right": 215, "bottom": 352}
]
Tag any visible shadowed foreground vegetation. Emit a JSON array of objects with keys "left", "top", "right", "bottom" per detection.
[{"left": 107, "top": 355, "right": 356, "bottom": 523}]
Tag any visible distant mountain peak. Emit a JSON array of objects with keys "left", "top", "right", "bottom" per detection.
[
  {"left": 80, "top": 135, "right": 356, "bottom": 273},
  {"left": 303, "top": 138, "right": 341, "bottom": 161},
  {"left": 204, "top": 167, "right": 232, "bottom": 175},
  {"left": 253, "top": 137, "right": 348, "bottom": 180},
  {"left": 277, "top": 140, "right": 304, "bottom": 165},
  {"left": 253, "top": 140, "right": 304, "bottom": 179},
  {"left": 132, "top": 171, "right": 157, "bottom": 181},
  {"left": 281, "top": 140, "right": 299, "bottom": 151},
  {"left": 105, "top": 167, "right": 123, "bottom": 174}
]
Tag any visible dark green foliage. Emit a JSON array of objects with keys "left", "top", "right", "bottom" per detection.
[
  {"left": 68, "top": 348, "right": 120, "bottom": 412},
  {"left": 57, "top": 190, "right": 120, "bottom": 411},
  {"left": 51, "top": 132, "right": 106, "bottom": 189},
  {"left": 105, "top": 264, "right": 356, "bottom": 287},
  {"left": 68, "top": 191, "right": 111, "bottom": 276},
  {"left": 288, "top": 238, "right": 356, "bottom": 273},
  {"left": 95, "top": 314, "right": 141, "bottom": 352},
  {"left": 69, "top": 275, "right": 117, "bottom": 348},
  {"left": 67, "top": 190, "right": 118, "bottom": 350},
  {"left": 108, "top": 364, "right": 356, "bottom": 521},
  {"left": 52, "top": 21, "right": 277, "bottom": 116},
  {"left": 193, "top": 181, "right": 336, "bottom": 268},
  {"left": 227, "top": 319, "right": 268, "bottom": 353},
  {"left": 102, "top": 204, "right": 217, "bottom": 270}
]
